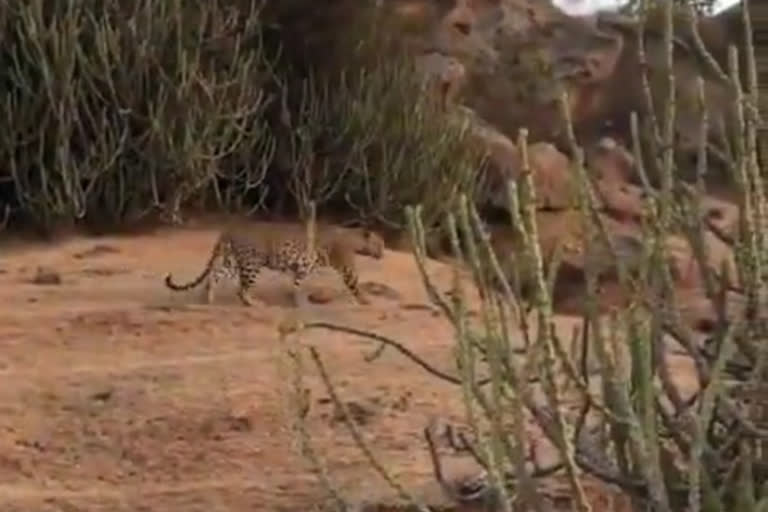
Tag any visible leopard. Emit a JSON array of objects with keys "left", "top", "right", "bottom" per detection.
[{"left": 164, "top": 225, "right": 385, "bottom": 307}]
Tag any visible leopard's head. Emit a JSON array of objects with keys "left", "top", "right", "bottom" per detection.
[{"left": 356, "top": 229, "right": 385, "bottom": 259}]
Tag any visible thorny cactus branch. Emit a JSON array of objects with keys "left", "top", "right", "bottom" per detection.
[
  {"left": 408, "top": 204, "right": 575, "bottom": 508},
  {"left": 277, "top": 320, "right": 348, "bottom": 512},
  {"left": 277, "top": 318, "right": 432, "bottom": 512},
  {"left": 405, "top": 205, "right": 456, "bottom": 321},
  {"left": 297, "top": 321, "right": 473, "bottom": 385},
  {"left": 305, "top": 199, "right": 317, "bottom": 254},
  {"left": 424, "top": 420, "right": 502, "bottom": 509},
  {"left": 684, "top": 2, "right": 728, "bottom": 84},
  {"left": 276, "top": 4, "right": 768, "bottom": 512},
  {"left": 558, "top": 80, "right": 674, "bottom": 510},
  {"left": 689, "top": 322, "right": 737, "bottom": 512},
  {"left": 307, "top": 346, "right": 432, "bottom": 512},
  {"left": 511, "top": 129, "right": 593, "bottom": 512}
]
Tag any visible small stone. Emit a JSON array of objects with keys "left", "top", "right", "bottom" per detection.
[{"left": 31, "top": 266, "right": 61, "bottom": 285}]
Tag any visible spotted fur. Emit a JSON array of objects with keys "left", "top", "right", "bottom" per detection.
[{"left": 164, "top": 227, "right": 384, "bottom": 306}]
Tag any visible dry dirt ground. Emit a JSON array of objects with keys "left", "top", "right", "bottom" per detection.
[{"left": 0, "top": 220, "right": 638, "bottom": 511}]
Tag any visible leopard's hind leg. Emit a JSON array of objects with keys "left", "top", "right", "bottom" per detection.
[
  {"left": 205, "top": 245, "right": 237, "bottom": 304},
  {"left": 290, "top": 271, "right": 310, "bottom": 308},
  {"left": 234, "top": 254, "right": 264, "bottom": 307},
  {"left": 203, "top": 251, "right": 231, "bottom": 304}
]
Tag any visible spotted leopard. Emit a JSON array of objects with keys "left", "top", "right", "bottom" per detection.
[{"left": 164, "top": 226, "right": 384, "bottom": 306}]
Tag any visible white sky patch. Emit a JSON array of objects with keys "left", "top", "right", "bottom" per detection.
[{"left": 553, "top": 0, "right": 741, "bottom": 16}]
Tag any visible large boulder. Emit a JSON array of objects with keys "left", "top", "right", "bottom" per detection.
[{"left": 399, "top": 0, "right": 740, "bottom": 186}]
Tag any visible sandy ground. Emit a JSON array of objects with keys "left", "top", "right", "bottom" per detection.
[{"left": 0, "top": 221, "right": 659, "bottom": 511}]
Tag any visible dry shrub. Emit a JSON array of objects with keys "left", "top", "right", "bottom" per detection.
[
  {"left": 0, "top": 0, "right": 487, "bottom": 236},
  {"left": 263, "top": 0, "right": 488, "bottom": 231},
  {"left": 0, "top": 0, "right": 274, "bottom": 232}
]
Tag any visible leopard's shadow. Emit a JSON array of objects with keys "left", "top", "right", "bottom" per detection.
[{"left": 153, "top": 272, "right": 364, "bottom": 309}]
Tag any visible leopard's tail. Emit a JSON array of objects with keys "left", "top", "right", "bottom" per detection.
[{"left": 164, "top": 235, "right": 227, "bottom": 292}]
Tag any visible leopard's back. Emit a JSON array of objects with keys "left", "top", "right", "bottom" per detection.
[
  {"left": 221, "top": 232, "right": 268, "bottom": 276},
  {"left": 261, "top": 226, "right": 384, "bottom": 275},
  {"left": 264, "top": 236, "right": 323, "bottom": 276}
]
